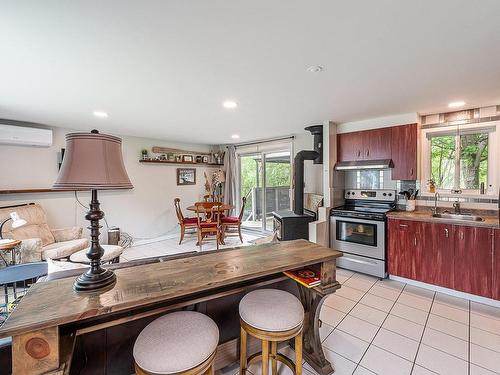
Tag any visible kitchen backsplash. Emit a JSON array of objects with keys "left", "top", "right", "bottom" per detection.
[{"left": 344, "top": 170, "right": 498, "bottom": 210}]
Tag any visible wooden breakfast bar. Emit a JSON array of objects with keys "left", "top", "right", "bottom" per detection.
[{"left": 0, "top": 239, "right": 342, "bottom": 375}]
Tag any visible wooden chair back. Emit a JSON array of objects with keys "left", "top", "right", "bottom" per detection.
[
  {"left": 238, "top": 197, "right": 247, "bottom": 221},
  {"left": 194, "top": 202, "right": 221, "bottom": 226},
  {"left": 174, "top": 198, "right": 184, "bottom": 224}
]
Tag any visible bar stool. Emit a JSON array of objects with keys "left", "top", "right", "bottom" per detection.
[
  {"left": 133, "top": 311, "right": 219, "bottom": 375},
  {"left": 239, "top": 289, "right": 304, "bottom": 375}
]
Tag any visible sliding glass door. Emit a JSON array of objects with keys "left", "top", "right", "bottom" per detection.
[{"left": 238, "top": 148, "right": 291, "bottom": 232}]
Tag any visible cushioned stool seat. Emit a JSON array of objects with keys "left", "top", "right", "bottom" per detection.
[
  {"left": 133, "top": 311, "right": 219, "bottom": 374},
  {"left": 239, "top": 289, "right": 304, "bottom": 331},
  {"left": 239, "top": 289, "right": 305, "bottom": 375}
]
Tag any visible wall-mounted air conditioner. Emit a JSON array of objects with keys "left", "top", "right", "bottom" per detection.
[{"left": 0, "top": 124, "right": 53, "bottom": 147}]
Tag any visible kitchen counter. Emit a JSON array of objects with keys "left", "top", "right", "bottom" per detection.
[
  {"left": 387, "top": 209, "right": 499, "bottom": 228},
  {"left": 0, "top": 239, "right": 342, "bottom": 375}
]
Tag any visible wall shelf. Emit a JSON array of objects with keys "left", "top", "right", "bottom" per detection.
[
  {"left": 0, "top": 188, "right": 89, "bottom": 195},
  {"left": 139, "top": 160, "right": 223, "bottom": 167}
]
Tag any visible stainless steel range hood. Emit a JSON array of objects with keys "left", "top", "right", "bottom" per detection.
[{"left": 334, "top": 159, "right": 394, "bottom": 171}]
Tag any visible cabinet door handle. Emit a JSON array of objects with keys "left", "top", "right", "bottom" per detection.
[
  {"left": 410, "top": 167, "right": 414, "bottom": 176},
  {"left": 357, "top": 150, "right": 361, "bottom": 158},
  {"left": 399, "top": 224, "right": 409, "bottom": 228},
  {"left": 366, "top": 149, "right": 370, "bottom": 157},
  {"left": 444, "top": 228, "right": 449, "bottom": 238},
  {"left": 414, "top": 237, "right": 417, "bottom": 246},
  {"left": 459, "top": 231, "right": 464, "bottom": 240}
]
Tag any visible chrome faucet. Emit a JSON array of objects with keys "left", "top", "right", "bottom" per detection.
[
  {"left": 453, "top": 201, "right": 461, "bottom": 214},
  {"left": 433, "top": 192, "right": 440, "bottom": 214}
]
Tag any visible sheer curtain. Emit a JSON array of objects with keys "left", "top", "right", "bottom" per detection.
[{"left": 223, "top": 145, "right": 237, "bottom": 216}]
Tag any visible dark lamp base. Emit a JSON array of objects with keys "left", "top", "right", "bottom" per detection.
[{"left": 74, "top": 268, "right": 116, "bottom": 292}]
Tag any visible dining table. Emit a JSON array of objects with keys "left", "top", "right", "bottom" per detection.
[{"left": 186, "top": 203, "right": 235, "bottom": 213}]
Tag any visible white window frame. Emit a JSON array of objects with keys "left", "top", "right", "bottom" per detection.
[{"left": 421, "top": 121, "right": 498, "bottom": 197}]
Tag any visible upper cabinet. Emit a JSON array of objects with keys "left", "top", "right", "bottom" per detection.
[
  {"left": 337, "top": 128, "right": 391, "bottom": 162},
  {"left": 391, "top": 124, "right": 418, "bottom": 180}
]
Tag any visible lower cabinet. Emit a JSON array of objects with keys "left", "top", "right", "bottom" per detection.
[
  {"left": 493, "top": 229, "right": 500, "bottom": 300},
  {"left": 454, "top": 226, "right": 493, "bottom": 298},
  {"left": 388, "top": 219, "right": 494, "bottom": 299},
  {"left": 419, "top": 222, "right": 455, "bottom": 289}
]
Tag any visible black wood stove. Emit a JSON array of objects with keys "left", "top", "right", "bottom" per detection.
[{"left": 272, "top": 125, "right": 323, "bottom": 241}]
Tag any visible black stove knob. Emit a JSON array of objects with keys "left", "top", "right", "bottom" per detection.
[
  {"left": 352, "top": 192, "right": 355, "bottom": 195},
  {"left": 388, "top": 193, "right": 393, "bottom": 197},
  {"left": 383, "top": 193, "right": 387, "bottom": 196}
]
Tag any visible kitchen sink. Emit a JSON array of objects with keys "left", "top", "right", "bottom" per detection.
[{"left": 432, "top": 213, "right": 484, "bottom": 222}]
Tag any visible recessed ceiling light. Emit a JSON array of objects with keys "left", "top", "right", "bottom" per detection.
[
  {"left": 93, "top": 111, "right": 109, "bottom": 118},
  {"left": 306, "top": 65, "right": 323, "bottom": 73},
  {"left": 448, "top": 101, "right": 466, "bottom": 108},
  {"left": 231, "top": 134, "right": 240, "bottom": 139},
  {"left": 222, "top": 100, "right": 238, "bottom": 109}
]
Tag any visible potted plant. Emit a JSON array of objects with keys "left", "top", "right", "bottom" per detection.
[
  {"left": 427, "top": 179, "right": 436, "bottom": 193},
  {"left": 141, "top": 149, "right": 149, "bottom": 160}
]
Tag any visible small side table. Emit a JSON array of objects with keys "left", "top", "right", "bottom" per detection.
[{"left": 0, "top": 240, "right": 22, "bottom": 266}]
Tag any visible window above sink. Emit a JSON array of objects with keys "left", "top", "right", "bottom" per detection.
[{"left": 421, "top": 121, "right": 499, "bottom": 197}]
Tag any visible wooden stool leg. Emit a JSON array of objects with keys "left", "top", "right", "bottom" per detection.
[
  {"left": 262, "top": 340, "right": 269, "bottom": 375},
  {"left": 239, "top": 327, "right": 247, "bottom": 374},
  {"left": 206, "top": 363, "right": 214, "bottom": 375},
  {"left": 295, "top": 331, "right": 303, "bottom": 375},
  {"left": 271, "top": 341, "right": 278, "bottom": 375}
]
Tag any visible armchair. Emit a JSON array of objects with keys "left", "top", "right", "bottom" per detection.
[{"left": 0, "top": 204, "right": 89, "bottom": 263}]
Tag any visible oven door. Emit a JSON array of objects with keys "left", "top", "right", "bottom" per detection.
[{"left": 330, "top": 216, "right": 385, "bottom": 260}]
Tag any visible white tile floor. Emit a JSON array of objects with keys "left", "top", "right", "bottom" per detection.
[
  {"left": 121, "top": 229, "right": 263, "bottom": 261},
  {"left": 219, "top": 268, "right": 500, "bottom": 375}
]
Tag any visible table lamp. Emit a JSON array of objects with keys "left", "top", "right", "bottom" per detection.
[
  {"left": 0, "top": 212, "right": 27, "bottom": 240},
  {"left": 53, "top": 130, "right": 133, "bottom": 292}
]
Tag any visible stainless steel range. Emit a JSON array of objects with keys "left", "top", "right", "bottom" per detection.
[{"left": 330, "top": 189, "right": 396, "bottom": 278}]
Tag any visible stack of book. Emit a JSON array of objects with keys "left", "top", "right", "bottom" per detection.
[{"left": 283, "top": 268, "right": 321, "bottom": 288}]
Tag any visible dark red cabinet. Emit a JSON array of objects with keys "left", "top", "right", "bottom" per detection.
[
  {"left": 419, "top": 222, "right": 454, "bottom": 289},
  {"left": 363, "top": 128, "right": 392, "bottom": 160},
  {"left": 337, "top": 128, "right": 391, "bottom": 162},
  {"left": 388, "top": 219, "right": 494, "bottom": 299},
  {"left": 337, "top": 132, "right": 363, "bottom": 161},
  {"left": 454, "top": 226, "right": 493, "bottom": 298},
  {"left": 494, "top": 229, "right": 500, "bottom": 300},
  {"left": 391, "top": 124, "right": 417, "bottom": 180},
  {"left": 388, "top": 219, "right": 419, "bottom": 280}
]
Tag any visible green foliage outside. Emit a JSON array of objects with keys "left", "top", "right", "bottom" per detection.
[
  {"left": 240, "top": 156, "right": 291, "bottom": 215},
  {"left": 431, "top": 132, "right": 488, "bottom": 190}
]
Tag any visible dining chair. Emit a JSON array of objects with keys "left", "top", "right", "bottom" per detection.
[
  {"left": 221, "top": 197, "right": 246, "bottom": 243},
  {"left": 174, "top": 198, "right": 198, "bottom": 245},
  {"left": 194, "top": 202, "right": 222, "bottom": 251}
]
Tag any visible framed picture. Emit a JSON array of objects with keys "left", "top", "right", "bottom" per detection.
[
  {"left": 182, "top": 155, "right": 194, "bottom": 162},
  {"left": 177, "top": 168, "right": 196, "bottom": 185}
]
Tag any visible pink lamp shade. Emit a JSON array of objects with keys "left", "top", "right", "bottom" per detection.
[{"left": 53, "top": 131, "right": 133, "bottom": 190}]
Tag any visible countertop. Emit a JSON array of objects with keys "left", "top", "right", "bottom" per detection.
[
  {"left": 387, "top": 209, "right": 499, "bottom": 228},
  {"left": 0, "top": 239, "right": 342, "bottom": 338}
]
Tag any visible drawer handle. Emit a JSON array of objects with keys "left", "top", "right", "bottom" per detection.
[{"left": 399, "top": 224, "right": 409, "bottom": 228}]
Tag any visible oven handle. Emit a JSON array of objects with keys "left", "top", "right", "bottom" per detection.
[{"left": 341, "top": 256, "right": 379, "bottom": 266}]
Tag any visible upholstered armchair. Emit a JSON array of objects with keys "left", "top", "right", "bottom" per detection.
[{"left": 0, "top": 203, "right": 89, "bottom": 263}]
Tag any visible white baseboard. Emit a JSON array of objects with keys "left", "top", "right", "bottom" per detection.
[{"left": 389, "top": 275, "right": 500, "bottom": 309}]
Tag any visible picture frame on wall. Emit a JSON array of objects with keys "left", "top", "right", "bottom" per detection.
[
  {"left": 177, "top": 168, "right": 196, "bottom": 185},
  {"left": 182, "top": 155, "right": 194, "bottom": 162}
]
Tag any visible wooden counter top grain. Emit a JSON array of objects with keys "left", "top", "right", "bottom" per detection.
[
  {"left": 0, "top": 239, "right": 342, "bottom": 339},
  {"left": 387, "top": 210, "right": 499, "bottom": 228}
]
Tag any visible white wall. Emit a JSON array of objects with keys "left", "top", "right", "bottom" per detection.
[
  {"left": 294, "top": 132, "right": 323, "bottom": 195},
  {"left": 0, "top": 126, "right": 218, "bottom": 240},
  {"left": 337, "top": 113, "right": 419, "bottom": 133}
]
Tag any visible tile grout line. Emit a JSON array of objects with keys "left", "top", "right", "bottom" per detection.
[
  {"left": 322, "top": 274, "right": 386, "bottom": 345},
  {"left": 468, "top": 299, "right": 471, "bottom": 375},
  {"left": 409, "top": 289, "right": 436, "bottom": 375},
  {"left": 351, "top": 280, "right": 407, "bottom": 374}
]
